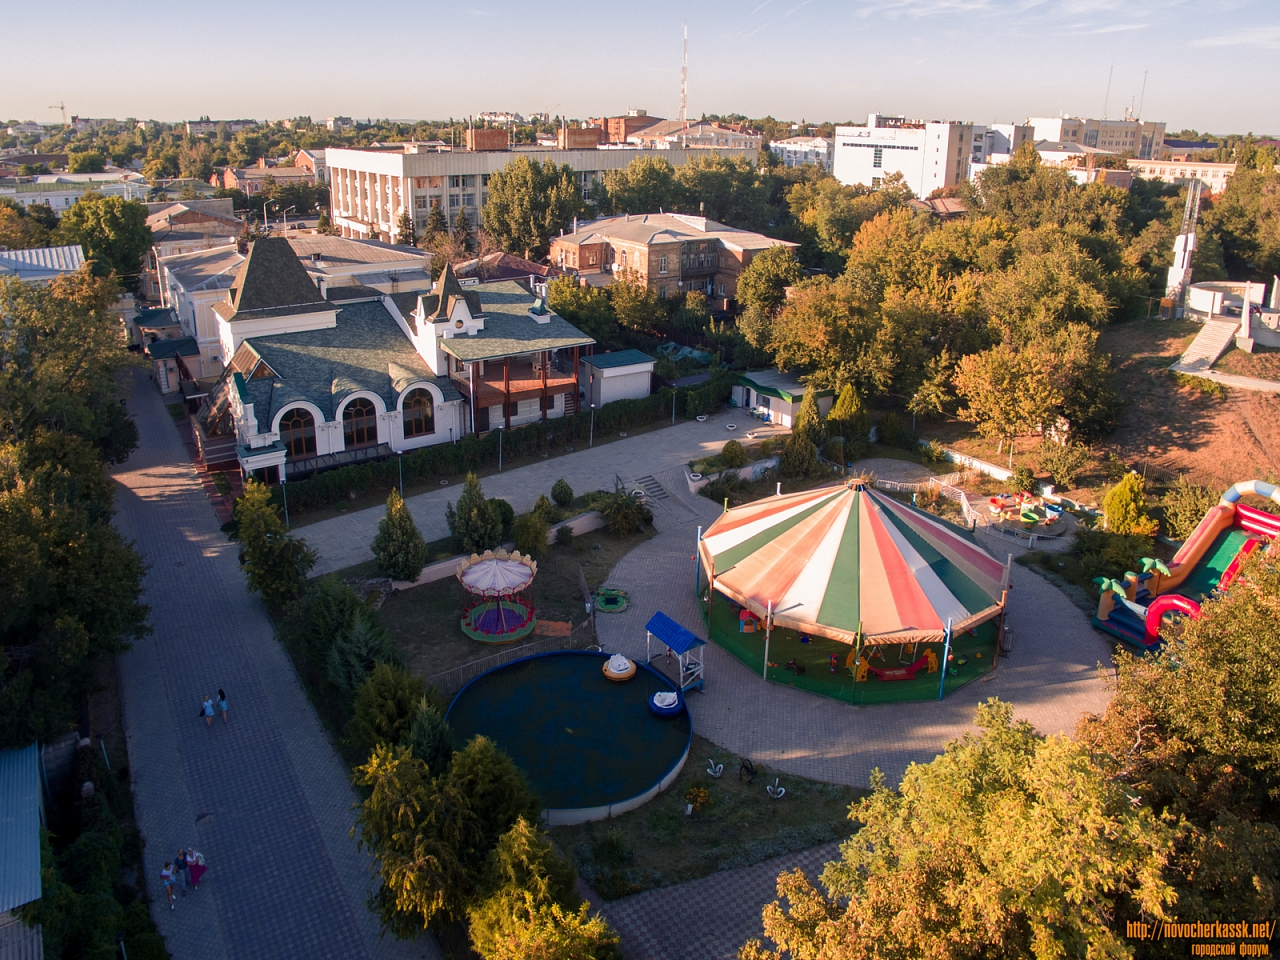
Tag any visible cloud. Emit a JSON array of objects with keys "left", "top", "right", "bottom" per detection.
[{"left": 1192, "top": 25, "right": 1280, "bottom": 50}]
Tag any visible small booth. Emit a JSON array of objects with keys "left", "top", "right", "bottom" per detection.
[{"left": 644, "top": 611, "right": 706, "bottom": 693}]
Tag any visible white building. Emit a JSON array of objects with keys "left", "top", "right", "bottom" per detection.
[
  {"left": 0, "top": 172, "right": 149, "bottom": 211},
  {"left": 833, "top": 114, "right": 974, "bottom": 197},
  {"left": 326, "top": 117, "right": 353, "bottom": 132},
  {"left": 769, "top": 136, "right": 833, "bottom": 171},
  {"left": 326, "top": 144, "right": 757, "bottom": 242},
  {"left": 579, "top": 350, "right": 656, "bottom": 408},
  {"left": 1128, "top": 159, "right": 1237, "bottom": 190},
  {"left": 969, "top": 124, "right": 1034, "bottom": 165},
  {"left": 1027, "top": 115, "right": 1165, "bottom": 159}
]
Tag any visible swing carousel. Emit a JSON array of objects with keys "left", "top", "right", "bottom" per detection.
[{"left": 456, "top": 549, "right": 539, "bottom": 643}]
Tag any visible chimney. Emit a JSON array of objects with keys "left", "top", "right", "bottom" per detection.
[{"left": 573, "top": 216, "right": 578, "bottom": 234}]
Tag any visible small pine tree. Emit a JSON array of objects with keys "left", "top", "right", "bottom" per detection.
[
  {"left": 446, "top": 736, "right": 540, "bottom": 852},
  {"left": 235, "top": 479, "right": 316, "bottom": 605},
  {"left": 792, "top": 388, "right": 823, "bottom": 446},
  {"left": 406, "top": 698, "right": 455, "bottom": 776},
  {"left": 827, "top": 383, "right": 862, "bottom": 424},
  {"left": 372, "top": 490, "right": 428, "bottom": 581},
  {"left": 424, "top": 203, "right": 449, "bottom": 240},
  {"left": 327, "top": 609, "right": 398, "bottom": 701},
  {"left": 394, "top": 211, "right": 417, "bottom": 247},
  {"left": 350, "top": 663, "right": 425, "bottom": 758},
  {"left": 446, "top": 473, "right": 502, "bottom": 555},
  {"left": 551, "top": 478, "right": 573, "bottom": 508},
  {"left": 1103, "top": 471, "right": 1159, "bottom": 536},
  {"left": 1163, "top": 475, "right": 1217, "bottom": 541},
  {"left": 455, "top": 209, "right": 473, "bottom": 251},
  {"left": 512, "top": 512, "right": 549, "bottom": 559},
  {"left": 532, "top": 494, "right": 557, "bottom": 523}
]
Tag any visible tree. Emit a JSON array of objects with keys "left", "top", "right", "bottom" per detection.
[
  {"left": 595, "top": 480, "right": 653, "bottom": 536},
  {"left": 547, "top": 277, "right": 615, "bottom": 342},
  {"left": 350, "top": 663, "right": 424, "bottom": 757},
  {"left": 720, "top": 440, "right": 748, "bottom": 468},
  {"left": 609, "top": 270, "right": 666, "bottom": 333},
  {"left": 742, "top": 700, "right": 1175, "bottom": 960},
  {"left": 446, "top": 736, "right": 540, "bottom": 859},
  {"left": 177, "top": 142, "right": 213, "bottom": 181},
  {"left": 1102, "top": 471, "right": 1158, "bottom": 536},
  {"left": 0, "top": 202, "right": 51, "bottom": 249},
  {"left": 371, "top": 489, "right": 428, "bottom": 581},
  {"left": 779, "top": 434, "right": 818, "bottom": 478},
  {"left": 407, "top": 697, "right": 455, "bottom": 775},
  {"left": 672, "top": 153, "right": 772, "bottom": 230},
  {"left": 511, "top": 511, "right": 549, "bottom": 559},
  {"left": 56, "top": 193, "right": 152, "bottom": 284},
  {"left": 453, "top": 209, "right": 473, "bottom": 250},
  {"left": 471, "top": 896, "right": 622, "bottom": 960},
  {"left": 953, "top": 342, "right": 1062, "bottom": 463},
  {"left": 315, "top": 210, "right": 338, "bottom": 235},
  {"left": 599, "top": 155, "right": 682, "bottom": 216},
  {"left": 234, "top": 479, "right": 317, "bottom": 605},
  {"left": 482, "top": 157, "right": 584, "bottom": 258},
  {"left": 327, "top": 608, "right": 398, "bottom": 701},
  {"left": 769, "top": 279, "right": 882, "bottom": 392},
  {"left": 1039, "top": 440, "right": 1089, "bottom": 490},
  {"left": 737, "top": 245, "right": 803, "bottom": 316},
  {"left": 550, "top": 478, "right": 573, "bottom": 508},
  {"left": 791, "top": 388, "right": 822, "bottom": 446},
  {"left": 423, "top": 203, "right": 449, "bottom": 242},
  {"left": 394, "top": 211, "right": 416, "bottom": 247},
  {"left": 141, "top": 148, "right": 180, "bottom": 180},
  {"left": 67, "top": 151, "right": 105, "bottom": 174},
  {"left": 446, "top": 473, "right": 502, "bottom": 555}
]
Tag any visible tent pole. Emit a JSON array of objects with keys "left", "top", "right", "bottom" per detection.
[
  {"left": 694, "top": 526, "right": 702, "bottom": 597},
  {"left": 762, "top": 600, "right": 772, "bottom": 682},
  {"left": 938, "top": 618, "right": 953, "bottom": 701}
]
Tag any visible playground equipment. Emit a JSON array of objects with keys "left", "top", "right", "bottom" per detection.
[
  {"left": 456, "top": 550, "right": 538, "bottom": 643},
  {"left": 1093, "top": 480, "right": 1280, "bottom": 650},
  {"left": 644, "top": 611, "right": 706, "bottom": 693},
  {"left": 602, "top": 654, "right": 637, "bottom": 681}
]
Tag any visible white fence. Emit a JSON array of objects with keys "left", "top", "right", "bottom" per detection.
[
  {"left": 920, "top": 443, "right": 1013, "bottom": 483},
  {"left": 873, "top": 474, "right": 985, "bottom": 527}
]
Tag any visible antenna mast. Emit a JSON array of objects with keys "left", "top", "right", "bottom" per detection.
[
  {"left": 680, "top": 24, "right": 688, "bottom": 148},
  {"left": 1136, "top": 69, "right": 1148, "bottom": 118},
  {"left": 1101, "top": 65, "right": 1113, "bottom": 120}
]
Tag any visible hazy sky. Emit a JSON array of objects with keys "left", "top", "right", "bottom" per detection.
[{"left": 4, "top": 0, "right": 1277, "bottom": 134}]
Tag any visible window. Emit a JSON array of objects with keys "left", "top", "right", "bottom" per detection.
[
  {"left": 481, "top": 174, "right": 491, "bottom": 186},
  {"left": 449, "top": 176, "right": 463, "bottom": 188},
  {"left": 659, "top": 286, "right": 668, "bottom": 298},
  {"left": 402, "top": 388, "right": 435, "bottom": 438},
  {"left": 414, "top": 196, "right": 427, "bottom": 209},
  {"left": 280, "top": 407, "right": 317, "bottom": 459},
  {"left": 873, "top": 146, "right": 883, "bottom": 168},
  {"left": 449, "top": 194, "right": 460, "bottom": 207},
  {"left": 719, "top": 283, "right": 725, "bottom": 296},
  {"left": 462, "top": 193, "right": 475, "bottom": 207},
  {"left": 619, "top": 250, "right": 627, "bottom": 269},
  {"left": 588, "top": 253, "right": 597, "bottom": 265},
  {"left": 342, "top": 397, "right": 378, "bottom": 448},
  {"left": 658, "top": 255, "right": 667, "bottom": 274}
]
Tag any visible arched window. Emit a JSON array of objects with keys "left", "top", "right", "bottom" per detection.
[
  {"left": 402, "top": 388, "right": 435, "bottom": 438},
  {"left": 342, "top": 397, "right": 378, "bottom": 448},
  {"left": 279, "top": 407, "right": 316, "bottom": 459}
]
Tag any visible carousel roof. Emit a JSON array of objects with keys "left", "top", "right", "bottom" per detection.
[
  {"left": 698, "top": 481, "right": 1008, "bottom": 643},
  {"left": 456, "top": 549, "right": 538, "bottom": 596}
]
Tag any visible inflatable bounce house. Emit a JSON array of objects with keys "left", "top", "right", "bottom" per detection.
[{"left": 1094, "top": 480, "right": 1280, "bottom": 650}]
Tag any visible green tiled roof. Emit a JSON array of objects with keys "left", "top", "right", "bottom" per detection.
[
  {"left": 439, "top": 280, "right": 595, "bottom": 363},
  {"left": 147, "top": 336, "right": 200, "bottom": 360},
  {"left": 237, "top": 300, "right": 461, "bottom": 432},
  {"left": 583, "top": 349, "right": 654, "bottom": 369}
]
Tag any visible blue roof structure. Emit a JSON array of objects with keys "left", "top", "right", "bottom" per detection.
[
  {"left": 645, "top": 612, "right": 704, "bottom": 654},
  {"left": 0, "top": 743, "right": 43, "bottom": 914},
  {"left": 583, "top": 349, "right": 654, "bottom": 370}
]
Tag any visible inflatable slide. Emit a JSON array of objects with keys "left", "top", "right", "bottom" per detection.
[{"left": 1093, "top": 480, "right": 1280, "bottom": 650}]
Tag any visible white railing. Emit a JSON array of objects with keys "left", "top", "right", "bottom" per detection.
[{"left": 871, "top": 474, "right": 984, "bottom": 527}]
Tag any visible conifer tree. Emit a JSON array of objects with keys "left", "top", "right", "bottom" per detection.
[
  {"left": 446, "top": 473, "right": 502, "bottom": 555},
  {"left": 394, "top": 211, "right": 416, "bottom": 247},
  {"left": 371, "top": 489, "right": 428, "bottom": 581},
  {"left": 792, "top": 388, "right": 823, "bottom": 446}
]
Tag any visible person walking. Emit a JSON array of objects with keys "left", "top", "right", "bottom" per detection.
[
  {"left": 160, "top": 862, "right": 176, "bottom": 910},
  {"left": 201, "top": 695, "right": 214, "bottom": 727},
  {"left": 174, "top": 848, "right": 190, "bottom": 895},
  {"left": 187, "top": 849, "right": 207, "bottom": 890},
  {"left": 217, "top": 689, "right": 228, "bottom": 724}
]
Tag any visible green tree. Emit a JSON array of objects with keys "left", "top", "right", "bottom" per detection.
[
  {"left": 423, "top": 203, "right": 449, "bottom": 242},
  {"left": 953, "top": 342, "right": 1062, "bottom": 464},
  {"left": 598, "top": 155, "right": 682, "bottom": 215},
  {"left": 1162, "top": 475, "right": 1217, "bottom": 541},
  {"left": 1102, "top": 471, "right": 1158, "bottom": 536},
  {"left": 742, "top": 700, "right": 1175, "bottom": 960},
  {"left": 350, "top": 663, "right": 424, "bottom": 756},
  {"left": 394, "top": 211, "right": 416, "bottom": 247},
  {"left": 547, "top": 276, "right": 615, "bottom": 342},
  {"left": 779, "top": 434, "right": 818, "bottom": 478},
  {"left": 736, "top": 245, "right": 803, "bottom": 316},
  {"left": 472, "top": 896, "right": 622, "bottom": 960},
  {"left": 454, "top": 209, "right": 473, "bottom": 250},
  {"left": 609, "top": 270, "right": 666, "bottom": 333},
  {"left": 371, "top": 489, "right": 428, "bottom": 581},
  {"left": 595, "top": 479, "right": 653, "bottom": 536},
  {"left": 178, "top": 141, "right": 213, "bottom": 181},
  {"left": 511, "top": 511, "right": 549, "bottom": 559},
  {"left": 67, "top": 151, "right": 105, "bottom": 173},
  {"left": 315, "top": 210, "right": 337, "bottom": 235},
  {"left": 673, "top": 153, "right": 772, "bottom": 230},
  {"left": 56, "top": 193, "right": 153, "bottom": 284},
  {"left": 446, "top": 472, "right": 502, "bottom": 555},
  {"left": 447, "top": 736, "right": 540, "bottom": 860},
  {"left": 141, "top": 148, "right": 180, "bottom": 180},
  {"left": 0, "top": 203, "right": 51, "bottom": 249},
  {"left": 482, "top": 157, "right": 584, "bottom": 258},
  {"left": 1039, "top": 440, "right": 1089, "bottom": 490},
  {"left": 550, "top": 478, "right": 573, "bottom": 508},
  {"left": 234, "top": 479, "right": 317, "bottom": 605},
  {"left": 406, "top": 697, "right": 455, "bottom": 775},
  {"left": 769, "top": 279, "right": 881, "bottom": 392},
  {"left": 791, "top": 388, "right": 823, "bottom": 446},
  {"left": 720, "top": 439, "right": 748, "bottom": 468},
  {"left": 327, "top": 608, "right": 397, "bottom": 701}
]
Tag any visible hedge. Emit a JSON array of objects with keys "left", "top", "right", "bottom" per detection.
[{"left": 270, "top": 387, "right": 704, "bottom": 514}]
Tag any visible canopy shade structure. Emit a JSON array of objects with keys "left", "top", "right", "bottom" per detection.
[
  {"left": 456, "top": 549, "right": 538, "bottom": 596},
  {"left": 698, "top": 481, "right": 1009, "bottom": 644}
]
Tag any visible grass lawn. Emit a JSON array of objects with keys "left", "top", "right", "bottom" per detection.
[
  {"left": 376, "top": 528, "right": 658, "bottom": 682},
  {"left": 551, "top": 734, "right": 865, "bottom": 900},
  {"left": 165, "top": 402, "right": 185, "bottom": 421},
  {"left": 1216, "top": 344, "right": 1280, "bottom": 381}
]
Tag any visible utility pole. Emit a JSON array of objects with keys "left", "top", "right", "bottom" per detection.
[{"left": 680, "top": 24, "right": 688, "bottom": 149}]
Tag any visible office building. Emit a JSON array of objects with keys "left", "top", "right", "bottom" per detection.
[
  {"left": 1026, "top": 115, "right": 1165, "bottom": 159},
  {"left": 769, "top": 136, "right": 833, "bottom": 171},
  {"left": 833, "top": 114, "right": 975, "bottom": 197}
]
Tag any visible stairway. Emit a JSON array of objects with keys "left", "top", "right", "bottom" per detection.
[
  {"left": 630, "top": 475, "right": 670, "bottom": 503},
  {"left": 1174, "top": 319, "right": 1239, "bottom": 373}
]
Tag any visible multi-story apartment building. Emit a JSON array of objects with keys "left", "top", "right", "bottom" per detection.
[
  {"left": 969, "top": 124, "right": 1034, "bottom": 165},
  {"left": 769, "top": 136, "right": 833, "bottom": 171},
  {"left": 1127, "top": 159, "right": 1237, "bottom": 190},
  {"left": 0, "top": 172, "right": 149, "bottom": 211},
  {"left": 1027, "top": 115, "right": 1165, "bottom": 159},
  {"left": 185, "top": 119, "right": 256, "bottom": 137},
  {"left": 833, "top": 114, "right": 974, "bottom": 197},
  {"left": 548, "top": 213, "right": 796, "bottom": 304},
  {"left": 326, "top": 144, "right": 757, "bottom": 243}
]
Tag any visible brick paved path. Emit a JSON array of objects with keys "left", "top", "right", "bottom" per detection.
[
  {"left": 112, "top": 372, "right": 437, "bottom": 960},
  {"left": 595, "top": 843, "right": 840, "bottom": 960}
]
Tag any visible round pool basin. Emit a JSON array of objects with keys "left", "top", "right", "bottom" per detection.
[{"left": 447, "top": 651, "right": 691, "bottom": 825}]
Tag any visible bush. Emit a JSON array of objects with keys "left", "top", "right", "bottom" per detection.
[
  {"left": 1103, "top": 471, "right": 1159, "bottom": 536},
  {"left": 327, "top": 609, "right": 399, "bottom": 702},
  {"left": 235, "top": 479, "right": 317, "bottom": 604},
  {"left": 821, "top": 438, "right": 845, "bottom": 465},
  {"left": 922, "top": 439, "right": 947, "bottom": 465},
  {"left": 551, "top": 478, "right": 573, "bottom": 508},
  {"left": 285, "top": 576, "right": 363, "bottom": 666},
  {"left": 447, "top": 473, "right": 503, "bottom": 555},
  {"left": 780, "top": 434, "right": 818, "bottom": 478},
  {"left": 595, "top": 479, "right": 653, "bottom": 536},
  {"left": 721, "top": 439, "right": 748, "bottom": 468},
  {"left": 1040, "top": 441, "right": 1089, "bottom": 490},
  {"left": 350, "top": 663, "right": 424, "bottom": 757},
  {"left": 555, "top": 523, "right": 575, "bottom": 546},
  {"left": 532, "top": 494, "right": 557, "bottom": 523},
  {"left": 1007, "top": 465, "right": 1037, "bottom": 494},
  {"left": 512, "top": 511, "right": 550, "bottom": 558},
  {"left": 699, "top": 472, "right": 742, "bottom": 504},
  {"left": 877, "top": 412, "right": 915, "bottom": 450},
  {"left": 489, "top": 497, "right": 515, "bottom": 538},
  {"left": 447, "top": 736, "right": 541, "bottom": 853},
  {"left": 1163, "top": 475, "right": 1218, "bottom": 541},
  {"left": 758, "top": 438, "right": 775, "bottom": 457},
  {"left": 792, "top": 390, "right": 823, "bottom": 446},
  {"left": 371, "top": 489, "right": 428, "bottom": 581},
  {"left": 406, "top": 697, "right": 455, "bottom": 776}
]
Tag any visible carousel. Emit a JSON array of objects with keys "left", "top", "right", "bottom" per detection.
[{"left": 456, "top": 549, "right": 539, "bottom": 643}]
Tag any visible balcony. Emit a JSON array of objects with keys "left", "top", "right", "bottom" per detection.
[{"left": 450, "top": 358, "right": 578, "bottom": 406}]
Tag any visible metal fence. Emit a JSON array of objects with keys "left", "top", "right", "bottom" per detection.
[
  {"left": 873, "top": 474, "right": 984, "bottom": 527},
  {"left": 425, "top": 618, "right": 598, "bottom": 698}
]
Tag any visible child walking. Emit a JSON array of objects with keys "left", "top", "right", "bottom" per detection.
[
  {"left": 160, "top": 862, "right": 176, "bottom": 909},
  {"left": 201, "top": 696, "right": 214, "bottom": 726},
  {"left": 217, "top": 689, "right": 228, "bottom": 724}
]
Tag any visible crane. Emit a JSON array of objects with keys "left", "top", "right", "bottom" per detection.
[
  {"left": 679, "top": 24, "right": 688, "bottom": 148},
  {"left": 48, "top": 101, "right": 67, "bottom": 125}
]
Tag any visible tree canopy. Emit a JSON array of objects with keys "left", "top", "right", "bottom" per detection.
[
  {"left": 482, "top": 157, "right": 584, "bottom": 259},
  {"left": 57, "top": 193, "right": 152, "bottom": 285}
]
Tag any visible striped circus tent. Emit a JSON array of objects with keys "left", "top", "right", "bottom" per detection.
[{"left": 698, "top": 481, "right": 1010, "bottom": 644}]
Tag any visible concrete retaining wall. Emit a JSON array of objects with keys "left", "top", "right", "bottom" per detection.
[{"left": 687, "top": 456, "right": 780, "bottom": 493}]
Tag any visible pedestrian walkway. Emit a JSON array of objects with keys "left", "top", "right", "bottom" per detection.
[
  {"left": 304, "top": 410, "right": 790, "bottom": 576},
  {"left": 595, "top": 490, "right": 1113, "bottom": 790},
  {"left": 112, "top": 371, "right": 437, "bottom": 960}
]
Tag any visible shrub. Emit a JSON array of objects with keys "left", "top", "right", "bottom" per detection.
[
  {"left": 1103, "top": 471, "right": 1159, "bottom": 536},
  {"left": 685, "top": 786, "right": 713, "bottom": 812},
  {"left": 406, "top": 697, "right": 455, "bottom": 776},
  {"left": 285, "top": 576, "right": 362, "bottom": 665},
  {"left": 446, "top": 736, "right": 540, "bottom": 853},
  {"left": 551, "top": 478, "right": 573, "bottom": 508},
  {"left": 699, "top": 472, "right": 742, "bottom": 504},
  {"left": 792, "top": 389, "right": 823, "bottom": 446},
  {"left": 821, "top": 438, "right": 845, "bottom": 465},
  {"left": 512, "top": 511, "right": 550, "bottom": 558},
  {"left": 532, "top": 494, "right": 557, "bottom": 523},
  {"left": 447, "top": 473, "right": 502, "bottom": 554},
  {"left": 922, "top": 439, "right": 947, "bottom": 465},
  {"left": 235, "top": 479, "right": 316, "bottom": 604},
  {"left": 350, "top": 663, "right": 424, "bottom": 757},
  {"left": 1007, "top": 465, "right": 1037, "bottom": 494},
  {"left": 489, "top": 497, "right": 515, "bottom": 538},
  {"left": 780, "top": 434, "right": 818, "bottom": 478},
  {"left": 1040, "top": 441, "right": 1089, "bottom": 490},
  {"left": 371, "top": 489, "right": 428, "bottom": 581},
  {"left": 595, "top": 479, "right": 653, "bottom": 536},
  {"left": 555, "top": 524, "right": 575, "bottom": 546},
  {"left": 721, "top": 439, "right": 748, "bottom": 468},
  {"left": 758, "top": 438, "right": 775, "bottom": 457},
  {"left": 877, "top": 412, "right": 915, "bottom": 450},
  {"left": 327, "top": 609, "right": 399, "bottom": 702},
  {"left": 1163, "top": 475, "right": 1218, "bottom": 541}
]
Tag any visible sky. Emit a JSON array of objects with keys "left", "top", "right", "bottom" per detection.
[{"left": 3, "top": 0, "right": 1277, "bottom": 134}]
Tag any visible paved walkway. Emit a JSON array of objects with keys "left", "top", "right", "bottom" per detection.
[
  {"left": 305, "top": 410, "right": 792, "bottom": 576},
  {"left": 112, "top": 371, "right": 437, "bottom": 960}
]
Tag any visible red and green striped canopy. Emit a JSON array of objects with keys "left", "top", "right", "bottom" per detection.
[{"left": 698, "top": 482, "right": 1008, "bottom": 644}]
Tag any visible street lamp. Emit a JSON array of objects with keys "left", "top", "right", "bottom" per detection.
[
  {"left": 279, "top": 205, "right": 296, "bottom": 228},
  {"left": 589, "top": 402, "right": 596, "bottom": 448},
  {"left": 397, "top": 451, "right": 403, "bottom": 498}
]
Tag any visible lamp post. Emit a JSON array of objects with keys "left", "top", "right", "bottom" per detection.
[
  {"left": 397, "top": 451, "right": 403, "bottom": 498},
  {"left": 279, "top": 204, "right": 296, "bottom": 228},
  {"left": 280, "top": 474, "right": 290, "bottom": 529},
  {"left": 589, "top": 402, "right": 596, "bottom": 447}
]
